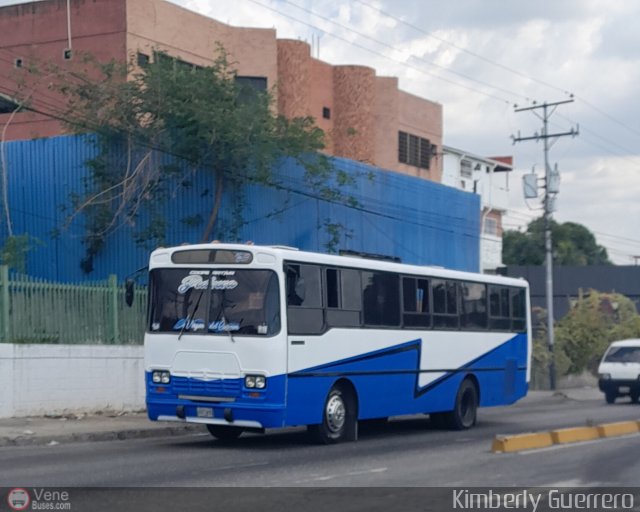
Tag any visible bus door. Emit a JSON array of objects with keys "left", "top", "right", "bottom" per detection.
[{"left": 284, "top": 263, "right": 324, "bottom": 374}]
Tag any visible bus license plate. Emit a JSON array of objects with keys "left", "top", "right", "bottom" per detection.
[
  {"left": 619, "top": 386, "right": 630, "bottom": 393},
  {"left": 197, "top": 407, "right": 213, "bottom": 418}
]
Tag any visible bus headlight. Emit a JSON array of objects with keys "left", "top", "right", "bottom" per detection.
[
  {"left": 245, "top": 375, "right": 266, "bottom": 389},
  {"left": 152, "top": 370, "right": 171, "bottom": 384},
  {"left": 599, "top": 373, "right": 611, "bottom": 380}
]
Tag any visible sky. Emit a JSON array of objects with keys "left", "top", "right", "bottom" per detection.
[
  {"left": 3, "top": 0, "right": 640, "bottom": 264},
  {"left": 172, "top": 0, "right": 640, "bottom": 265}
]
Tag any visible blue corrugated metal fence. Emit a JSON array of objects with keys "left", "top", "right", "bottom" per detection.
[{"left": 2, "top": 135, "right": 480, "bottom": 281}]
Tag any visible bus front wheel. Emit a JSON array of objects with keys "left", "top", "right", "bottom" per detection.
[
  {"left": 445, "top": 378, "right": 478, "bottom": 430},
  {"left": 308, "top": 385, "right": 356, "bottom": 444},
  {"left": 206, "top": 424, "right": 244, "bottom": 441}
]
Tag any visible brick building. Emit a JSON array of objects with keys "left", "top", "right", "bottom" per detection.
[{"left": 0, "top": 0, "right": 443, "bottom": 180}]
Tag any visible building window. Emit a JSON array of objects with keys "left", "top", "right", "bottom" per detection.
[
  {"left": 322, "top": 107, "right": 331, "bottom": 119},
  {"left": 461, "top": 160, "right": 472, "bottom": 178},
  {"left": 398, "top": 131, "right": 432, "bottom": 169},
  {"left": 235, "top": 76, "right": 268, "bottom": 104},
  {"left": 235, "top": 76, "right": 267, "bottom": 92},
  {"left": 137, "top": 52, "right": 150, "bottom": 68},
  {"left": 0, "top": 96, "right": 20, "bottom": 114},
  {"left": 153, "top": 51, "right": 204, "bottom": 73},
  {"left": 484, "top": 217, "right": 498, "bottom": 236}
]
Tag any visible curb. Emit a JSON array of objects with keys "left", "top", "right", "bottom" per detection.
[
  {"left": 0, "top": 424, "right": 203, "bottom": 448},
  {"left": 492, "top": 420, "right": 640, "bottom": 453}
]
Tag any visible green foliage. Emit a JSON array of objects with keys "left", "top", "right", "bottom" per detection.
[
  {"left": 503, "top": 217, "right": 611, "bottom": 266},
  {"left": 554, "top": 290, "right": 640, "bottom": 374},
  {"left": 530, "top": 307, "right": 571, "bottom": 388},
  {"left": 0, "top": 234, "right": 41, "bottom": 273},
  {"left": 34, "top": 47, "right": 358, "bottom": 271},
  {"left": 323, "top": 220, "right": 354, "bottom": 254}
]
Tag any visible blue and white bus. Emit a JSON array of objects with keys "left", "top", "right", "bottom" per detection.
[{"left": 143, "top": 242, "right": 531, "bottom": 443}]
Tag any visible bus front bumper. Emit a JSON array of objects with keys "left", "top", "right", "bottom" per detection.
[{"left": 146, "top": 398, "right": 286, "bottom": 429}]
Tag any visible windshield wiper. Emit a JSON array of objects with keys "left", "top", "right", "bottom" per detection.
[
  {"left": 220, "top": 290, "right": 237, "bottom": 343},
  {"left": 178, "top": 288, "right": 205, "bottom": 341}
]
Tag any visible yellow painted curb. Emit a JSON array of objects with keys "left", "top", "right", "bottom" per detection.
[
  {"left": 597, "top": 421, "right": 640, "bottom": 438},
  {"left": 491, "top": 432, "right": 554, "bottom": 453},
  {"left": 493, "top": 420, "right": 640, "bottom": 453},
  {"left": 551, "top": 426, "right": 600, "bottom": 444}
]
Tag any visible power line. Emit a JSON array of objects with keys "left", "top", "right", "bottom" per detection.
[
  {"left": 243, "top": 0, "right": 511, "bottom": 104},
  {"left": 352, "top": 0, "right": 570, "bottom": 98},
  {"left": 351, "top": 0, "right": 640, "bottom": 145},
  {"left": 275, "top": 0, "right": 525, "bottom": 102}
]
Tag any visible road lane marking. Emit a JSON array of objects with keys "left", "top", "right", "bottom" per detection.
[
  {"left": 208, "top": 461, "right": 270, "bottom": 471},
  {"left": 294, "top": 467, "right": 387, "bottom": 484}
]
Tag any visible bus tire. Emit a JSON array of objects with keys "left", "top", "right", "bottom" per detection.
[
  {"left": 605, "top": 391, "right": 617, "bottom": 404},
  {"left": 206, "top": 424, "right": 244, "bottom": 441},
  {"left": 308, "top": 385, "right": 356, "bottom": 444},
  {"left": 445, "top": 378, "right": 478, "bottom": 430}
]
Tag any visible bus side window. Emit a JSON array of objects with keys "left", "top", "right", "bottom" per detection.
[
  {"left": 286, "top": 264, "right": 324, "bottom": 334},
  {"left": 488, "top": 286, "right": 510, "bottom": 330},
  {"left": 432, "top": 279, "right": 458, "bottom": 329},
  {"left": 511, "top": 288, "right": 526, "bottom": 332},
  {"left": 402, "top": 277, "right": 431, "bottom": 328},
  {"left": 460, "top": 282, "right": 487, "bottom": 330},
  {"left": 362, "top": 271, "right": 400, "bottom": 327},
  {"left": 325, "top": 268, "right": 362, "bottom": 328}
]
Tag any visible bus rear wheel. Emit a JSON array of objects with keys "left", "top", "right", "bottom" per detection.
[
  {"left": 445, "top": 378, "right": 478, "bottom": 430},
  {"left": 206, "top": 424, "right": 244, "bottom": 441},
  {"left": 308, "top": 386, "right": 356, "bottom": 444}
]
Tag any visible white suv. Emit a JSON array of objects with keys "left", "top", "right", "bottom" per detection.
[{"left": 598, "top": 339, "right": 640, "bottom": 404}]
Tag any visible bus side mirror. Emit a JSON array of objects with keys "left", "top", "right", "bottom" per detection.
[{"left": 125, "top": 279, "right": 135, "bottom": 307}]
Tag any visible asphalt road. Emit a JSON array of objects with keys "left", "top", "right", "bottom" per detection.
[{"left": 1, "top": 394, "right": 639, "bottom": 488}]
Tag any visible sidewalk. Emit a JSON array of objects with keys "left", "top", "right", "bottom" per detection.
[
  {"left": 0, "top": 411, "right": 202, "bottom": 447},
  {"left": 0, "top": 387, "right": 604, "bottom": 447},
  {"left": 525, "top": 386, "right": 603, "bottom": 403}
]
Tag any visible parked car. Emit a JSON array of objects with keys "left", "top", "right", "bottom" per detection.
[{"left": 598, "top": 339, "right": 640, "bottom": 404}]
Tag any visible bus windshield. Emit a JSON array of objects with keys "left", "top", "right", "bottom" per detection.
[{"left": 149, "top": 269, "right": 280, "bottom": 336}]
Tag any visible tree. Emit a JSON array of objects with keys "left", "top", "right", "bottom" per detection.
[
  {"left": 24, "top": 48, "right": 357, "bottom": 271},
  {"left": 503, "top": 217, "right": 611, "bottom": 266},
  {"left": 555, "top": 290, "right": 640, "bottom": 374}
]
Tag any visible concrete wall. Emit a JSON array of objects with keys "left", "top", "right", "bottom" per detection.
[
  {"left": 0, "top": 344, "right": 144, "bottom": 418},
  {"left": 0, "top": 0, "right": 128, "bottom": 140},
  {"left": 127, "top": 0, "right": 278, "bottom": 85},
  {"left": 502, "top": 265, "right": 640, "bottom": 319},
  {"left": 396, "top": 89, "right": 443, "bottom": 181},
  {"left": 1, "top": 0, "right": 446, "bottom": 184}
]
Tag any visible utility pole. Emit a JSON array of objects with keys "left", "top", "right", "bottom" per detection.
[{"left": 512, "top": 99, "right": 578, "bottom": 390}]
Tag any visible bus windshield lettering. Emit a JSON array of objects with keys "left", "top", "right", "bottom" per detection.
[{"left": 149, "top": 269, "right": 280, "bottom": 336}]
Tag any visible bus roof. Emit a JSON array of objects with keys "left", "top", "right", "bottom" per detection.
[{"left": 150, "top": 242, "right": 528, "bottom": 288}]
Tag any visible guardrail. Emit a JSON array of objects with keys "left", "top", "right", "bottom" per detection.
[{"left": 0, "top": 266, "right": 146, "bottom": 344}]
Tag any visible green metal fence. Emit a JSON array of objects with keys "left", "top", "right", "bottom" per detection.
[{"left": 0, "top": 266, "right": 147, "bottom": 344}]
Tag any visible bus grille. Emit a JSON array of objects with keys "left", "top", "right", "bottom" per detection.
[{"left": 172, "top": 376, "right": 241, "bottom": 397}]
